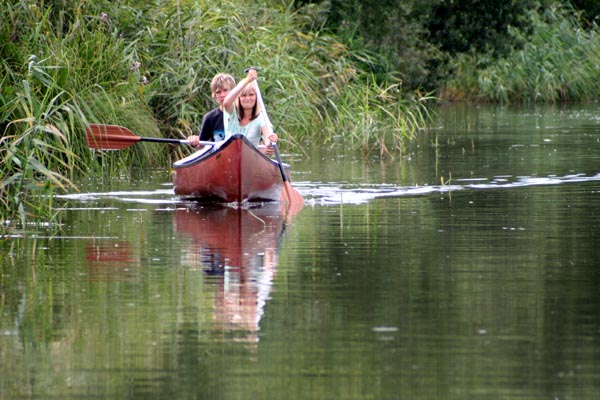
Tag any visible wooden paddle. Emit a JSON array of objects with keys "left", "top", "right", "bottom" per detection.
[
  {"left": 85, "top": 124, "right": 214, "bottom": 150},
  {"left": 252, "top": 79, "right": 304, "bottom": 206}
]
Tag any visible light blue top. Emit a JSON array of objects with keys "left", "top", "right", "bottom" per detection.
[{"left": 224, "top": 107, "right": 270, "bottom": 146}]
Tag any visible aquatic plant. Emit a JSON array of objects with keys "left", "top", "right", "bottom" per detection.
[{"left": 0, "top": 1, "right": 164, "bottom": 229}]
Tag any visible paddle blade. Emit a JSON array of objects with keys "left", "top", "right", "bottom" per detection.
[
  {"left": 280, "top": 181, "right": 304, "bottom": 208},
  {"left": 86, "top": 124, "right": 140, "bottom": 150},
  {"left": 278, "top": 183, "right": 304, "bottom": 221}
]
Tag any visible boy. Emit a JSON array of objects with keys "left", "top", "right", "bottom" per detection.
[{"left": 188, "top": 73, "right": 236, "bottom": 147}]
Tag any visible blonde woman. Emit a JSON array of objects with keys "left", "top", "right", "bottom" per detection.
[{"left": 223, "top": 69, "right": 278, "bottom": 147}]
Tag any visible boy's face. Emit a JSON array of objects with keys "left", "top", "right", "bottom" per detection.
[{"left": 213, "top": 84, "right": 231, "bottom": 106}]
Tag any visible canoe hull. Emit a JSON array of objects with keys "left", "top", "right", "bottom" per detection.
[{"left": 173, "top": 135, "right": 291, "bottom": 203}]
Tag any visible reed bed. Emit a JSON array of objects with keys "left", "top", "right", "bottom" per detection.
[
  {"left": 3, "top": 0, "right": 597, "bottom": 231},
  {"left": 443, "top": 4, "right": 600, "bottom": 103}
]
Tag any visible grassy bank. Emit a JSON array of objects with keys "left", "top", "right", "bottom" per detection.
[{"left": 1, "top": 0, "right": 433, "bottom": 230}]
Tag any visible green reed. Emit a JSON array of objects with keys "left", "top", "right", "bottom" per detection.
[
  {"left": 443, "top": 4, "right": 600, "bottom": 103},
  {"left": 0, "top": 0, "right": 164, "bottom": 229}
]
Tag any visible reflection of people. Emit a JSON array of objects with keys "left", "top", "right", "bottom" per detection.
[
  {"left": 174, "top": 204, "right": 292, "bottom": 343},
  {"left": 212, "top": 246, "right": 278, "bottom": 342},
  {"left": 85, "top": 241, "right": 139, "bottom": 281},
  {"left": 187, "top": 73, "right": 236, "bottom": 148},
  {"left": 222, "top": 69, "right": 278, "bottom": 148}
]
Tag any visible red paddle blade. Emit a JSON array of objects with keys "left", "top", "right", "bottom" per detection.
[
  {"left": 85, "top": 124, "right": 141, "bottom": 150},
  {"left": 279, "top": 183, "right": 304, "bottom": 220},
  {"left": 280, "top": 181, "right": 304, "bottom": 208}
]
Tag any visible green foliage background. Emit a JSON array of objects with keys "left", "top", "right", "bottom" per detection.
[{"left": 298, "top": 0, "right": 600, "bottom": 101}]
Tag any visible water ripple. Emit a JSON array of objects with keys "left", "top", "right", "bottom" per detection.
[
  {"left": 299, "top": 172, "right": 600, "bottom": 205},
  {"left": 57, "top": 172, "right": 600, "bottom": 207}
]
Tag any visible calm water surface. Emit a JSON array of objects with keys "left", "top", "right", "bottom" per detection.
[{"left": 1, "top": 104, "right": 600, "bottom": 399}]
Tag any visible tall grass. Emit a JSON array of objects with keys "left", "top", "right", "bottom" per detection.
[
  {"left": 0, "top": 55, "right": 79, "bottom": 229},
  {"left": 442, "top": 4, "right": 600, "bottom": 103},
  {"left": 1, "top": 0, "right": 434, "bottom": 230},
  {"left": 0, "top": 0, "right": 169, "bottom": 230}
]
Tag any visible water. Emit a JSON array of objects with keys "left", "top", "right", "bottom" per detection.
[{"left": 1, "top": 104, "right": 600, "bottom": 399}]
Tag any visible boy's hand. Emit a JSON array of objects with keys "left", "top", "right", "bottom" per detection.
[{"left": 188, "top": 135, "right": 200, "bottom": 147}]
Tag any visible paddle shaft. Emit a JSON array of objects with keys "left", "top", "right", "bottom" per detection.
[
  {"left": 134, "top": 136, "right": 214, "bottom": 147},
  {"left": 253, "top": 81, "right": 287, "bottom": 180},
  {"left": 271, "top": 142, "right": 288, "bottom": 182},
  {"left": 141, "top": 137, "right": 189, "bottom": 145},
  {"left": 253, "top": 78, "right": 303, "bottom": 206}
]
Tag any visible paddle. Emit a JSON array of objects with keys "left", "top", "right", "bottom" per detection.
[
  {"left": 85, "top": 124, "right": 214, "bottom": 150},
  {"left": 252, "top": 78, "right": 304, "bottom": 206}
]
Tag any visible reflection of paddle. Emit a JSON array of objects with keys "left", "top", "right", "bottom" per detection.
[
  {"left": 252, "top": 79, "right": 304, "bottom": 206},
  {"left": 85, "top": 124, "right": 214, "bottom": 150}
]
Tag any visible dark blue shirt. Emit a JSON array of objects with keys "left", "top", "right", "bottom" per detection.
[{"left": 199, "top": 108, "right": 225, "bottom": 141}]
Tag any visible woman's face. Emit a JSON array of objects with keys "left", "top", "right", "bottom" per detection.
[{"left": 239, "top": 89, "right": 257, "bottom": 109}]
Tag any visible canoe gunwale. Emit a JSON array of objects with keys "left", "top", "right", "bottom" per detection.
[{"left": 173, "top": 135, "right": 287, "bottom": 170}]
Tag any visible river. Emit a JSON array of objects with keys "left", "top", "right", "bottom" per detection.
[{"left": 1, "top": 104, "right": 599, "bottom": 399}]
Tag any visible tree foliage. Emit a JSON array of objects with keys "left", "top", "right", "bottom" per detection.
[
  {"left": 443, "top": 4, "right": 600, "bottom": 103},
  {"left": 293, "top": 0, "right": 596, "bottom": 91},
  {"left": 571, "top": 0, "right": 600, "bottom": 25},
  {"left": 425, "top": 0, "right": 538, "bottom": 57}
]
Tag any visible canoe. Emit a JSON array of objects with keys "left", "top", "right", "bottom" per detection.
[{"left": 172, "top": 134, "right": 292, "bottom": 203}]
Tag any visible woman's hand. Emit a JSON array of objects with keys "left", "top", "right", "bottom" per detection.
[
  {"left": 245, "top": 68, "right": 258, "bottom": 84},
  {"left": 260, "top": 133, "right": 278, "bottom": 156}
]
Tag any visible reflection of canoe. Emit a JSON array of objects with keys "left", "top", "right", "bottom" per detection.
[
  {"left": 173, "top": 134, "right": 292, "bottom": 203},
  {"left": 85, "top": 241, "right": 139, "bottom": 281},
  {"left": 174, "top": 203, "right": 287, "bottom": 269},
  {"left": 174, "top": 203, "right": 292, "bottom": 341}
]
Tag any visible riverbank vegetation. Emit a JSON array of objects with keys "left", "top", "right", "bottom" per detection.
[
  {"left": 2, "top": 0, "right": 599, "bottom": 229},
  {"left": 304, "top": 0, "right": 600, "bottom": 102},
  {"left": 442, "top": 5, "right": 600, "bottom": 102},
  {"left": 1, "top": 0, "right": 434, "bottom": 229}
]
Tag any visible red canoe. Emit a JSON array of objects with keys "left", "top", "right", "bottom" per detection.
[{"left": 173, "top": 134, "right": 293, "bottom": 203}]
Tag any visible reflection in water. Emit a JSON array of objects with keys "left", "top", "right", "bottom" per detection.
[
  {"left": 174, "top": 202, "right": 301, "bottom": 343},
  {"left": 5, "top": 104, "right": 599, "bottom": 399},
  {"left": 85, "top": 241, "right": 140, "bottom": 281}
]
